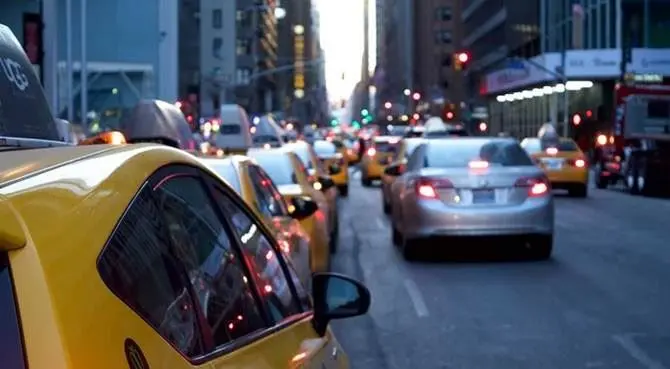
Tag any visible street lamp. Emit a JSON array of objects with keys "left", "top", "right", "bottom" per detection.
[{"left": 403, "top": 88, "right": 411, "bottom": 96}]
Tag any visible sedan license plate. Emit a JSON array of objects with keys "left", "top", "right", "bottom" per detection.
[
  {"left": 544, "top": 160, "right": 563, "bottom": 170},
  {"left": 472, "top": 189, "right": 495, "bottom": 203}
]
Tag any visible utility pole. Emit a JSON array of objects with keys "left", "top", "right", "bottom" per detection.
[{"left": 81, "top": 0, "right": 88, "bottom": 130}]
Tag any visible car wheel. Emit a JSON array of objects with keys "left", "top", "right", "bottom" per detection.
[
  {"left": 383, "top": 194, "right": 391, "bottom": 213},
  {"left": 594, "top": 165, "right": 608, "bottom": 189},
  {"left": 361, "top": 176, "right": 372, "bottom": 187},
  {"left": 329, "top": 217, "right": 339, "bottom": 254},
  {"left": 568, "top": 184, "right": 588, "bottom": 197},
  {"left": 338, "top": 185, "right": 349, "bottom": 197},
  {"left": 531, "top": 235, "right": 553, "bottom": 260},
  {"left": 391, "top": 224, "right": 401, "bottom": 245},
  {"left": 401, "top": 237, "right": 420, "bottom": 261}
]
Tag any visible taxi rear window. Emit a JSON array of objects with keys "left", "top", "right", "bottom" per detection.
[
  {"left": 0, "top": 253, "right": 26, "bottom": 369},
  {"left": 524, "top": 139, "right": 579, "bottom": 152},
  {"left": 373, "top": 141, "right": 399, "bottom": 153}
]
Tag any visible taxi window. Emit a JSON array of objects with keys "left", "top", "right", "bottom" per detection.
[
  {"left": 331, "top": 140, "right": 345, "bottom": 149},
  {"left": 154, "top": 176, "right": 269, "bottom": 347},
  {"left": 215, "top": 192, "right": 307, "bottom": 318},
  {"left": 220, "top": 124, "right": 241, "bottom": 134},
  {"left": 206, "top": 160, "right": 241, "bottom": 192},
  {"left": 314, "top": 140, "right": 337, "bottom": 155},
  {"left": 249, "top": 153, "right": 297, "bottom": 186},
  {"left": 247, "top": 164, "right": 288, "bottom": 218},
  {"left": 523, "top": 139, "right": 579, "bottom": 152},
  {"left": 0, "top": 26, "right": 60, "bottom": 141},
  {"left": 374, "top": 141, "right": 399, "bottom": 154},
  {"left": 98, "top": 186, "right": 208, "bottom": 357},
  {"left": 0, "top": 253, "right": 26, "bottom": 369}
]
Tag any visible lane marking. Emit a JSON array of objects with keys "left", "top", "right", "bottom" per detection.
[
  {"left": 403, "top": 279, "right": 429, "bottom": 318},
  {"left": 612, "top": 334, "right": 667, "bottom": 369}
]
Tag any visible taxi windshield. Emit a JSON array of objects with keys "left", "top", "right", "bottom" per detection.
[
  {"left": 249, "top": 154, "right": 297, "bottom": 186},
  {"left": 524, "top": 139, "right": 579, "bottom": 153}
]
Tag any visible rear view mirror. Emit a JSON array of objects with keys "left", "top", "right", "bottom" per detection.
[
  {"left": 288, "top": 196, "right": 319, "bottom": 220},
  {"left": 384, "top": 163, "right": 405, "bottom": 176},
  {"left": 311, "top": 273, "right": 371, "bottom": 337}
]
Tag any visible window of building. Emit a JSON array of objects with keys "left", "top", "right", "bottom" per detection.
[
  {"left": 212, "top": 37, "right": 223, "bottom": 59},
  {"left": 236, "top": 68, "right": 251, "bottom": 85},
  {"left": 214, "top": 190, "right": 306, "bottom": 321},
  {"left": 98, "top": 185, "right": 207, "bottom": 358},
  {"left": 212, "top": 9, "right": 222, "bottom": 29},
  {"left": 436, "top": 6, "right": 452, "bottom": 21},
  {"left": 236, "top": 39, "right": 250, "bottom": 55},
  {"left": 435, "top": 30, "right": 452, "bottom": 44},
  {"left": 154, "top": 175, "right": 269, "bottom": 347}
]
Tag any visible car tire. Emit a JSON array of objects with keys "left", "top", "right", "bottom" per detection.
[
  {"left": 362, "top": 177, "right": 372, "bottom": 187},
  {"left": 569, "top": 184, "right": 588, "bottom": 197},
  {"left": 531, "top": 235, "right": 553, "bottom": 260},
  {"left": 383, "top": 196, "right": 391, "bottom": 214},
  {"left": 401, "top": 237, "right": 420, "bottom": 261},
  {"left": 391, "top": 224, "right": 401, "bottom": 245},
  {"left": 338, "top": 185, "right": 349, "bottom": 197}
]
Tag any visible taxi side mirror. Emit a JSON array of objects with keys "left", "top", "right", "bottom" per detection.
[
  {"left": 317, "top": 176, "right": 335, "bottom": 191},
  {"left": 384, "top": 163, "right": 405, "bottom": 177},
  {"left": 311, "top": 273, "right": 371, "bottom": 337},
  {"left": 288, "top": 196, "right": 319, "bottom": 220},
  {"left": 328, "top": 163, "right": 342, "bottom": 175}
]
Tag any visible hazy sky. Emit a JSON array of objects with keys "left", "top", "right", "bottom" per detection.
[{"left": 315, "top": 0, "right": 375, "bottom": 102}]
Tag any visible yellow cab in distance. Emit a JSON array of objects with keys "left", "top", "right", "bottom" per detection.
[
  {"left": 359, "top": 135, "right": 402, "bottom": 186},
  {"left": 521, "top": 127, "right": 589, "bottom": 197},
  {"left": 281, "top": 141, "right": 340, "bottom": 253},
  {"left": 247, "top": 148, "right": 334, "bottom": 272},
  {"left": 314, "top": 139, "right": 349, "bottom": 196},
  {"left": 330, "top": 136, "right": 359, "bottom": 165},
  {"left": 0, "top": 22, "right": 370, "bottom": 369},
  {"left": 380, "top": 137, "right": 425, "bottom": 213},
  {"left": 199, "top": 155, "right": 315, "bottom": 289}
]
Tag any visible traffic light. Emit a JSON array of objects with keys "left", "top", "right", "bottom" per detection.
[
  {"left": 361, "top": 109, "right": 368, "bottom": 116},
  {"left": 454, "top": 51, "right": 470, "bottom": 71},
  {"left": 330, "top": 119, "right": 338, "bottom": 126},
  {"left": 572, "top": 113, "right": 582, "bottom": 126}
]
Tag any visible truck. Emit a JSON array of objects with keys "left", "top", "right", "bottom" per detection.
[{"left": 593, "top": 83, "right": 670, "bottom": 196}]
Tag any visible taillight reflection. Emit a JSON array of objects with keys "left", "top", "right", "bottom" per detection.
[
  {"left": 574, "top": 159, "right": 586, "bottom": 168},
  {"left": 367, "top": 148, "right": 376, "bottom": 156},
  {"left": 415, "top": 177, "right": 453, "bottom": 199},
  {"left": 515, "top": 177, "right": 550, "bottom": 197},
  {"left": 545, "top": 147, "right": 558, "bottom": 155}
]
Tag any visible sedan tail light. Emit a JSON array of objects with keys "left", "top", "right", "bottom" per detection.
[
  {"left": 367, "top": 147, "right": 376, "bottom": 157},
  {"left": 415, "top": 177, "right": 453, "bottom": 199},
  {"left": 514, "top": 176, "right": 550, "bottom": 197}
]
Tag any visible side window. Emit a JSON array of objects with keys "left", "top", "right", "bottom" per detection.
[
  {"left": 406, "top": 144, "right": 425, "bottom": 171},
  {"left": 294, "top": 156, "right": 312, "bottom": 183},
  {"left": 247, "top": 165, "right": 288, "bottom": 218},
  {"left": 98, "top": 186, "right": 206, "bottom": 358},
  {"left": 214, "top": 191, "right": 305, "bottom": 321},
  {"left": 153, "top": 175, "right": 269, "bottom": 348}
]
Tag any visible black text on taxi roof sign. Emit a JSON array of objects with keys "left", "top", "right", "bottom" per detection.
[{"left": 0, "top": 24, "right": 63, "bottom": 145}]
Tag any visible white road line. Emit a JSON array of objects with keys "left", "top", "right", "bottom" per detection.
[
  {"left": 403, "top": 279, "right": 429, "bottom": 318},
  {"left": 612, "top": 334, "right": 667, "bottom": 369},
  {"left": 375, "top": 218, "right": 386, "bottom": 230}
]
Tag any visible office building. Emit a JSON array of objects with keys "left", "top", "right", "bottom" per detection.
[
  {"left": 376, "top": 0, "right": 413, "bottom": 108},
  {"left": 477, "top": 0, "right": 670, "bottom": 138},
  {"left": 3, "top": 0, "right": 179, "bottom": 128}
]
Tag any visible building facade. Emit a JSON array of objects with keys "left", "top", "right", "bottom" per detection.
[
  {"left": 479, "top": 0, "right": 670, "bottom": 139},
  {"left": 1, "top": 0, "right": 179, "bottom": 129},
  {"left": 413, "top": 0, "right": 464, "bottom": 117},
  {"left": 376, "top": 0, "right": 413, "bottom": 108}
]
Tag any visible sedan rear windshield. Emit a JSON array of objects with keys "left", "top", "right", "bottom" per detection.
[
  {"left": 524, "top": 139, "right": 579, "bottom": 152},
  {"left": 427, "top": 140, "right": 534, "bottom": 167},
  {"left": 0, "top": 253, "right": 26, "bottom": 369},
  {"left": 206, "top": 161, "right": 241, "bottom": 192}
]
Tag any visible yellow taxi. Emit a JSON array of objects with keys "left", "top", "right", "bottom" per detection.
[
  {"left": 333, "top": 138, "right": 359, "bottom": 164},
  {"left": 0, "top": 23, "right": 370, "bottom": 369},
  {"left": 314, "top": 139, "right": 349, "bottom": 196},
  {"left": 521, "top": 136, "right": 589, "bottom": 197},
  {"left": 281, "top": 141, "right": 340, "bottom": 251},
  {"left": 247, "top": 149, "right": 334, "bottom": 271},
  {"left": 200, "top": 155, "right": 315, "bottom": 288},
  {"left": 359, "top": 135, "right": 402, "bottom": 186},
  {"left": 380, "top": 137, "right": 425, "bottom": 213}
]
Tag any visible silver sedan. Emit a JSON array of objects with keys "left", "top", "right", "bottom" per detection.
[{"left": 386, "top": 137, "right": 554, "bottom": 260}]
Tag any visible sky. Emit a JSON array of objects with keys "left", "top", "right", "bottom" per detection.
[{"left": 315, "top": 0, "right": 376, "bottom": 102}]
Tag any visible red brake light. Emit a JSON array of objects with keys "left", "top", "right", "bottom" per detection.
[
  {"left": 367, "top": 148, "right": 376, "bottom": 156},
  {"left": 414, "top": 177, "right": 453, "bottom": 199},
  {"left": 468, "top": 160, "right": 489, "bottom": 169},
  {"left": 515, "top": 176, "right": 550, "bottom": 197},
  {"left": 574, "top": 159, "right": 586, "bottom": 168}
]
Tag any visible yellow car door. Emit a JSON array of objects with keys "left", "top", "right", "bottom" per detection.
[{"left": 239, "top": 161, "right": 313, "bottom": 290}]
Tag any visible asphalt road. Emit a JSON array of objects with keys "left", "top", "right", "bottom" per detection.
[{"left": 331, "top": 172, "right": 670, "bottom": 369}]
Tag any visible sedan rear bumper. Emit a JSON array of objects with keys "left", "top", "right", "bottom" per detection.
[{"left": 402, "top": 197, "right": 554, "bottom": 240}]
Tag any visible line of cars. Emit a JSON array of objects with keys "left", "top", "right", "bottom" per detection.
[
  {"left": 0, "top": 24, "right": 367, "bottom": 369},
  {"left": 364, "top": 121, "right": 590, "bottom": 261}
]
